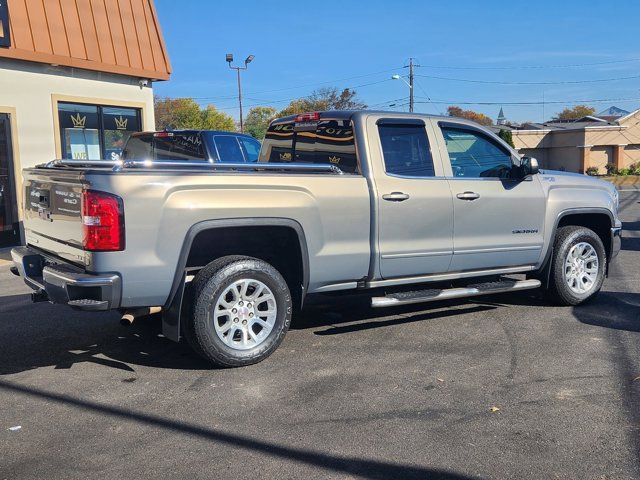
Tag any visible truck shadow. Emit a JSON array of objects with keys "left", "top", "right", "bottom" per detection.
[
  {"left": 2, "top": 288, "right": 635, "bottom": 375},
  {"left": 0, "top": 293, "right": 212, "bottom": 375}
]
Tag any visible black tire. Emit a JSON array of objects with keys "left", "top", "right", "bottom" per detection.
[
  {"left": 547, "top": 226, "right": 606, "bottom": 306},
  {"left": 185, "top": 255, "right": 292, "bottom": 367}
]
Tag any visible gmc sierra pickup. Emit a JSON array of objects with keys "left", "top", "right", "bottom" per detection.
[{"left": 11, "top": 111, "right": 622, "bottom": 367}]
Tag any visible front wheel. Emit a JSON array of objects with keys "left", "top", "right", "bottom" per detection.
[
  {"left": 548, "top": 226, "right": 606, "bottom": 306},
  {"left": 186, "top": 256, "right": 292, "bottom": 367}
]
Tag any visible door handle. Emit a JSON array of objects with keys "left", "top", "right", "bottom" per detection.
[
  {"left": 382, "top": 192, "right": 410, "bottom": 202},
  {"left": 456, "top": 191, "right": 480, "bottom": 201}
]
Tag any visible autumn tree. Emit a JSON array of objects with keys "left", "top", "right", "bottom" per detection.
[
  {"left": 447, "top": 106, "right": 493, "bottom": 126},
  {"left": 201, "top": 105, "right": 236, "bottom": 131},
  {"left": 276, "top": 87, "right": 367, "bottom": 118},
  {"left": 154, "top": 97, "right": 202, "bottom": 130},
  {"left": 553, "top": 105, "right": 596, "bottom": 121},
  {"left": 244, "top": 106, "right": 277, "bottom": 139},
  {"left": 154, "top": 97, "right": 236, "bottom": 131}
]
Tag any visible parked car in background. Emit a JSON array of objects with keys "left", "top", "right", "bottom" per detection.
[{"left": 122, "top": 130, "right": 261, "bottom": 163}]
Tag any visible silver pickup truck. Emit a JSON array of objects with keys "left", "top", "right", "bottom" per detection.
[{"left": 11, "top": 111, "right": 622, "bottom": 367}]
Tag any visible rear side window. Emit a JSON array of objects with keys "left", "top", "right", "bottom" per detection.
[
  {"left": 122, "top": 135, "right": 152, "bottom": 160},
  {"left": 260, "top": 119, "right": 358, "bottom": 174},
  {"left": 440, "top": 126, "right": 513, "bottom": 178},
  {"left": 378, "top": 124, "right": 435, "bottom": 177},
  {"left": 122, "top": 134, "right": 206, "bottom": 161},
  {"left": 214, "top": 135, "right": 244, "bottom": 162},
  {"left": 239, "top": 137, "right": 261, "bottom": 162}
]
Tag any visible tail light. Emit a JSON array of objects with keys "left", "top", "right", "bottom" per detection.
[{"left": 82, "top": 190, "right": 125, "bottom": 251}]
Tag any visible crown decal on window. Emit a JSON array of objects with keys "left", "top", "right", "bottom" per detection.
[
  {"left": 70, "top": 113, "right": 86, "bottom": 128},
  {"left": 329, "top": 155, "right": 341, "bottom": 164},
  {"left": 114, "top": 116, "right": 128, "bottom": 130}
]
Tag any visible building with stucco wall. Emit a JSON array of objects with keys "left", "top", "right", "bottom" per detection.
[{"left": 0, "top": 0, "right": 171, "bottom": 248}]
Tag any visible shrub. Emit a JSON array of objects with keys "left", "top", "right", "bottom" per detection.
[
  {"left": 628, "top": 162, "right": 640, "bottom": 175},
  {"left": 605, "top": 163, "right": 618, "bottom": 175},
  {"left": 618, "top": 168, "right": 631, "bottom": 176},
  {"left": 585, "top": 166, "right": 599, "bottom": 176}
]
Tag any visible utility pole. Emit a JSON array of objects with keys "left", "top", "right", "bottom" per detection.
[
  {"left": 408, "top": 57, "right": 415, "bottom": 113},
  {"left": 226, "top": 53, "right": 255, "bottom": 133},
  {"left": 391, "top": 57, "right": 417, "bottom": 113}
]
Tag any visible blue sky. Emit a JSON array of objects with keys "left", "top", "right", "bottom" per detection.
[{"left": 153, "top": 0, "right": 640, "bottom": 123}]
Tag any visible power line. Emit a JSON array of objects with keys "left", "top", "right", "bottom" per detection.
[
  {"left": 411, "top": 97, "right": 640, "bottom": 106},
  {"left": 189, "top": 68, "right": 401, "bottom": 101},
  {"left": 414, "top": 73, "right": 640, "bottom": 85},
  {"left": 415, "top": 58, "right": 640, "bottom": 70}
]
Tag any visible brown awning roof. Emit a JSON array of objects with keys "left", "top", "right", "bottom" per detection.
[{"left": 0, "top": 0, "right": 171, "bottom": 80}]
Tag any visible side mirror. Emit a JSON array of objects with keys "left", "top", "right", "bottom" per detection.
[{"left": 520, "top": 156, "right": 539, "bottom": 176}]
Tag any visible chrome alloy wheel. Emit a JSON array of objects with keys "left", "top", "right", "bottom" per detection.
[
  {"left": 564, "top": 242, "right": 599, "bottom": 295},
  {"left": 212, "top": 278, "right": 277, "bottom": 350}
]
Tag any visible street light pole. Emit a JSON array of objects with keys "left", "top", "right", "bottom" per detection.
[
  {"left": 392, "top": 58, "right": 418, "bottom": 113},
  {"left": 391, "top": 72, "right": 413, "bottom": 113},
  {"left": 226, "top": 53, "right": 255, "bottom": 133}
]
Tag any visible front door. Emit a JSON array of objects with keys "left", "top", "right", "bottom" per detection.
[
  {"left": 370, "top": 117, "right": 454, "bottom": 279},
  {"left": 432, "top": 121, "right": 546, "bottom": 272},
  {"left": 0, "top": 113, "right": 19, "bottom": 248}
]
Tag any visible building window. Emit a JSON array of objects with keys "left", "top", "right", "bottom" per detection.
[
  {"left": 58, "top": 102, "right": 142, "bottom": 161},
  {"left": 0, "top": 0, "right": 10, "bottom": 48}
]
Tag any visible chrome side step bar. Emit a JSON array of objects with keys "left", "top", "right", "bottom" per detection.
[{"left": 370, "top": 278, "right": 541, "bottom": 308}]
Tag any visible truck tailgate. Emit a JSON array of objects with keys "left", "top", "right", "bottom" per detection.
[{"left": 23, "top": 168, "right": 89, "bottom": 266}]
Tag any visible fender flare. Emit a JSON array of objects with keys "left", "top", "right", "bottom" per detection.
[{"left": 161, "top": 218, "right": 310, "bottom": 342}]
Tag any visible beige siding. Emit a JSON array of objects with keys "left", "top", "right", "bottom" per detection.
[{"left": 588, "top": 146, "right": 612, "bottom": 173}]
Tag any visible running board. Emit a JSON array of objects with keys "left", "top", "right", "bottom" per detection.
[{"left": 370, "top": 278, "right": 541, "bottom": 308}]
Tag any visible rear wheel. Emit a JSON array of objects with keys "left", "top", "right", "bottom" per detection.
[
  {"left": 186, "top": 256, "right": 292, "bottom": 367},
  {"left": 548, "top": 226, "right": 606, "bottom": 306}
]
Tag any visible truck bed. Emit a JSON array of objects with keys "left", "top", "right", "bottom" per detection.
[{"left": 21, "top": 160, "right": 372, "bottom": 307}]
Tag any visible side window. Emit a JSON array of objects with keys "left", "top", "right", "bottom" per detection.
[
  {"left": 153, "top": 134, "right": 206, "bottom": 161},
  {"left": 260, "top": 119, "right": 359, "bottom": 174},
  {"left": 214, "top": 136, "right": 244, "bottom": 162},
  {"left": 378, "top": 123, "right": 435, "bottom": 177},
  {"left": 239, "top": 137, "right": 261, "bottom": 162},
  {"left": 441, "top": 126, "right": 513, "bottom": 178}
]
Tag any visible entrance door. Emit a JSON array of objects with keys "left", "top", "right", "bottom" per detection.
[{"left": 0, "top": 113, "right": 19, "bottom": 247}]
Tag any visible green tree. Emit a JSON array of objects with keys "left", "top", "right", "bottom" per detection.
[
  {"left": 498, "top": 129, "right": 515, "bottom": 148},
  {"left": 553, "top": 105, "right": 596, "bottom": 121},
  {"left": 244, "top": 106, "right": 277, "bottom": 139},
  {"left": 447, "top": 106, "right": 493, "bottom": 126},
  {"left": 201, "top": 105, "right": 236, "bottom": 131}
]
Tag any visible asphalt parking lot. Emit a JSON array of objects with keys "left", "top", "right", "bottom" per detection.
[{"left": 1, "top": 191, "right": 639, "bottom": 480}]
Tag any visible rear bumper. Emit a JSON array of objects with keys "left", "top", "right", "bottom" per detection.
[
  {"left": 11, "top": 246, "right": 121, "bottom": 311},
  {"left": 611, "top": 225, "right": 622, "bottom": 260}
]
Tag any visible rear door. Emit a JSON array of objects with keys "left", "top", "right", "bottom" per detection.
[
  {"left": 431, "top": 120, "right": 546, "bottom": 271},
  {"left": 368, "top": 117, "right": 454, "bottom": 279}
]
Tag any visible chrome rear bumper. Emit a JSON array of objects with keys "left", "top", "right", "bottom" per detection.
[{"left": 11, "top": 246, "right": 121, "bottom": 311}]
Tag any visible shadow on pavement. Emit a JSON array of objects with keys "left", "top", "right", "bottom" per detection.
[
  {"left": 0, "top": 379, "right": 479, "bottom": 480},
  {"left": 572, "top": 291, "right": 640, "bottom": 333},
  {"left": 0, "top": 293, "right": 211, "bottom": 375}
]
